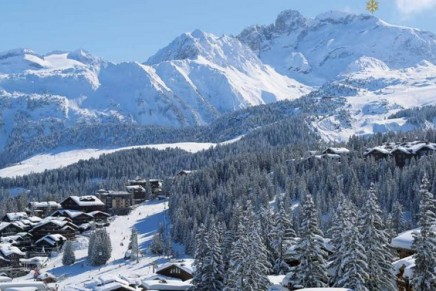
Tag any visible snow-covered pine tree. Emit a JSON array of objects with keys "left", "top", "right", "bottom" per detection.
[
  {"left": 337, "top": 225, "right": 369, "bottom": 291},
  {"left": 225, "top": 201, "right": 270, "bottom": 290},
  {"left": 391, "top": 200, "right": 406, "bottom": 234},
  {"left": 62, "top": 240, "right": 75, "bottom": 266},
  {"left": 192, "top": 224, "right": 210, "bottom": 290},
  {"left": 271, "top": 199, "right": 296, "bottom": 275},
  {"left": 258, "top": 206, "right": 275, "bottom": 272},
  {"left": 89, "top": 228, "right": 112, "bottom": 266},
  {"left": 329, "top": 194, "right": 352, "bottom": 286},
  {"left": 129, "top": 228, "right": 139, "bottom": 262},
  {"left": 411, "top": 175, "right": 436, "bottom": 291},
  {"left": 202, "top": 224, "right": 224, "bottom": 291},
  {"left": 286, "top": 194, "right": 328, "bottom": 288},
  {"left": 359, "top": 183, "right": 395, "bottom": 291}
]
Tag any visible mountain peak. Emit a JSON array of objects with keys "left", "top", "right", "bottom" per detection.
[
  {"left": 274, "top": 9, "right": 309, "bottom": 33},
  {"left": 67, "top": 49, "right": 101, "bottom": 65}
]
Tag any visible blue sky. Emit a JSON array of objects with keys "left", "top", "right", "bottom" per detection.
[{"left": 0, "top": 0, "right": 435, "bottom": 62}]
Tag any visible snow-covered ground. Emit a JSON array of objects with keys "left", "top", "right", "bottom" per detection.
[
  {"left": 26, "top": 200, "right": 174, "bottom": 290},
  {"left": 0, "top": 136, "right": 243, "bottom": 178}
]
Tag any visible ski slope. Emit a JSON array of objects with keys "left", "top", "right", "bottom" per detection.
[
  {"left": 0, "top": 136, "right": 242, "bottom": 178},
  {"left": 36, "top": 200, "right": 173, "bottom": 290}
]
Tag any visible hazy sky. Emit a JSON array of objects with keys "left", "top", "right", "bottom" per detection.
[{"left": 0, "top": 0, "right": 435, "bottom": 62}]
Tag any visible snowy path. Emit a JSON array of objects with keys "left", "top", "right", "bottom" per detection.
[{"left": 36, "top": 200, "right": 170, "bottom": 290}]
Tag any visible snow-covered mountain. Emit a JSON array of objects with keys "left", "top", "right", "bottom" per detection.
[
  {"left": 238, "top": 10, "right": 436, "bottom": 85},
  {"left": 1, "top": 9, "right": 436, "bottom": 163}
]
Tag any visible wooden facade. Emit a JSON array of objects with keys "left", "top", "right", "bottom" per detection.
[
  {"left": 156, "top": 265, "right": 193, "bottom": 281},
  {"left": 60, "top": 196, "right": 105, "bottom": 213}
]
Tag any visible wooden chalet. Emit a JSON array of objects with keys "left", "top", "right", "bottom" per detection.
[
  {"left": 0, "top": 223, "right": 24, "bottom": 237},
  {"left": 127, "top": 177, "right": 163, "bottom": 201},
  {"left": 0, "top": 246, "right": 25, "bottom": 268},
  {"left": 89, "top": 211, "right": 110, "bottom": 223},
  {"left": 51, "top": 210, "right": 94, "bottom": 226},
  {"left": 322, "top": 147, "right": 350, "bottom": 155},
  {"left": 61, "top": 195, "right": 105, "bottom": 213},
  {"left": 391, "top": 228, "right": 418, "bottom": 259},
  {"left": 2, "top": 212, "right": 28, "bottom": 222},
  {"left": 27, "top": 201, "right": 61, "bottom": 218},
  {"left": 29, "top": 218, "right": 78, "bottom": 241},
  {"left": 155, "top": 260, "right": 194, "bottom": 282},
  {"left": 35, "top": 234, "right": 66, "bottom": 252}
]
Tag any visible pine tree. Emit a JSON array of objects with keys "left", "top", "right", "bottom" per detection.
[
  {"left": 202, "top": 224, "right": 225, "bottom": 291},
  {"left": 129, "top": 228, "right": 139, "bottom": 262},
  {"left": 391, "top": 200, "right": 406, "bottom": 234},
  {"left": 192, "top": 224, "right": 210, "bottom": 290},
  {"left": 225, "top": 202, "right": 270, "bottom": 290},
  {"left": 271, "top": 200, "right": 296, "bottom": 275},
  {"left": 411, "top": 175, "right": 436, "bottom": 291},
  {"left": 337, "top": 225, "right": 369, "bottom": 291},
  {"left": 287, "top": 194, "right": 328, "bottom": 288},
  {"left": 329, "top": 194, "right": 353, "bottom": 286},
  {"left": 62, "top": 240, "right": 75, "bottom": 266},
  {"left": 359, "top": 183, "right": 395, "bottom": 291},
  {"left": 89, "top": 228, "right": 112, "bottom": 266}
]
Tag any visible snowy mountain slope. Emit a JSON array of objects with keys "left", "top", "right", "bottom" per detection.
[
  {"left": 238, "top": 10, "right": 436, "bottom": 86},
  {"left": 307, "top": 61, "right": 436, "bottom": 141},
  {"left": 0, "top": 135, "right": 243, "bottom": 178}
]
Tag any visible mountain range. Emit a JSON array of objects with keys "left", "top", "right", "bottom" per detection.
[{"left": 1, "top": 9, "right": 436, "bottom": 165}]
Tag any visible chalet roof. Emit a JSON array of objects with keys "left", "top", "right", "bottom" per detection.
[
  {"left": 322, "top": 147, "right": 350, "bottom": 154},
  {"left": 31, "top": 217, "right": 78, "bottom": 230},
  {"left": 89, "top": 211, "right": 110, "bottom": 217},
  {"left": 391, "top": 228, "right": 420, "bottom": 250},
  {"left": 0, "top": 275, "right": 12, "bottom": 282},
  {"left": 52, "top": 209, "right": 93, "bottom": 219},
  {"left": 35, "top": 234, "right": 66, "bottom": 246},
  {"left": 365, "top": 141, "right": 436, "bottom": 156},
  {"left": 0, "top": 245, "right": 26, "bottom": 257},
  {"left": 62, "top": 195, "right": 105, "bottom": 207},
  {"left": 94, "top": 282, "right": 137, "bottom": 291},
  {"left": 29, "top": 201, "right": 61, "bottom": 209},
  {"left": 4, "top": 212, "right": 28, "bottom": 221},
  {"left": 0, "top": 222, "right": 24, "bottom": 232},
  {"left": 19, "top": 256, "right": 49, "bottom": 266},
  {"left": 141, "top": 279, "right": 192, "bottom": 290},
  {"left": 156, "top": 259, "right": 195, "bottom": 275}
]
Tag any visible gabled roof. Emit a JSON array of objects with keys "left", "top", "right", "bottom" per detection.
[
  {"left": 62, "top": 195, "right": 105, "bottom": 207},
  {"left": 52, "top": 209, "right": 93, "bottom": 219},
  {"left": 156, "top": 259, "right": 195, "bottom": 274},
  {"left": 29, "top": 201, "right": 61, "bottom": 208},
  {"left": 0, "top": 222, "right": 24, "bottom": 232},
  {"left": 89, "top": 211, "right": 110, "bottom": 217},
  {"left": 322, "top": 147, "right": 350, "bottom": 154},
  {"left": 31, "top": 217, "right": 78, "bottom": 231},
  {"left": 4, "top": 212, "right": 28, "bottom": 221},
  {"left": 391, "top": 228, "right": 420, "bottom": 250},
  {"left": 0, "top": 245, "right": 26, "bottom": 257},
  {"left": 141, "top": 279, "right": 192, "bottom": 290},
  {"left": 35, "top": 234, "right": 66, "bottom": 246}
]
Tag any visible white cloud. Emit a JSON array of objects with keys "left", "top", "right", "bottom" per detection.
[{"left": 396, "top": 0, "right": 436, "bottom": 15}]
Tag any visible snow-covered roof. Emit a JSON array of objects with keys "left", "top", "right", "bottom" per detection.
[
  {"left": 29, "top": 201, "right": 61, "bottom": 208},
  {"left": 126, "top": 185, "right": 145, "bottom": 190},
  {"left": 0, "top": 282, "right": 47, "bottom": 290},
  {"left": 4, "top": 212, "right": 28, "bottom": 221},
  {"left": 297, "top": 289, "right": 352, "bottom": 291},
  {"left": 20, "top": 256, "right": 49, "bottom": 266},
  {"left": 0, "top": 245, "right": 26, "bottom": 257},
  {"left": 37, "top": 272, "right": 56, "bottom": 280},
  {"left": 391, "top": 228, "right": 419, "bottom": 250},
  {"left": 32, "top": 217, "right": 72, "bottom": 229},
  {"left": 0, "top": 222, "right": 24, "bottom": 232},
  {"left": 365, "top": 141, "right": 436, "bottom": 156},
  {"left": 88, "top": 211, "right": 110, "bottom": 217},
  {"left": 53, "top": 209, "right": 93, "bottom": 219},
  {"left": 64, "top": 195, "right": 105, "bottom": 207},
  {"left": 156, "top": 259, "right": 195, "bottom": 274},
  {"left": 322, "top": 147, "right": 350, "bottom": 154},
  {"left": 104, "top": 190, "right": 132, "bottom": 196},
  {"left": 35, "top": 234, "right": 66, "bottom": 246},
  {"left": 267, "top": 275, "right": 287, "bottom": 291},
  {"left": 141, "top": 279, "right": 192, "bottom": 290},
  {"left": 0, "top": 275, "right": 12, "bottom": 282}
]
